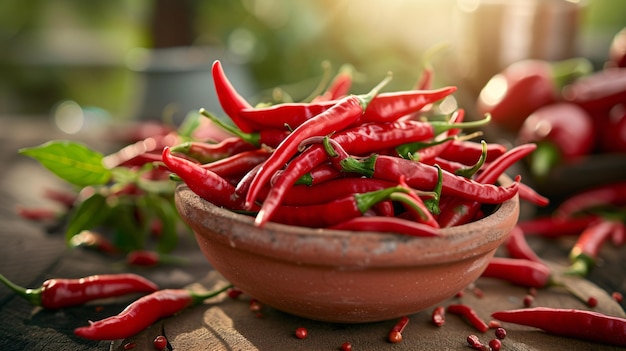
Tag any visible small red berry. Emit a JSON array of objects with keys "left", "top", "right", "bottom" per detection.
[
  {"left": 340, "top": 341, "right": 352, "bottom": 351},
  {"left": 295, "top": 327, "right": 308, "bottom": 339},
  {"left": 249, "top": 299, "right": 262, "bottom": 312},
  {"left": 612, "top": 291, "right": 623, "bottom": 303},
  {"left": 153, "top": 335, "right": 167, "bottom": 350},
  {"left": 587, "top": 296, "right": 598, "bottom": 308},
  {"left": 467, "top": 334, "right": 483, "bottom": 349},
  {"left": 495, "top": 327, "right": 507, "bottom": 340},
  {"left": 523, "top": 294, "right": 534, "bottom": 307},
  {"left": 489, "top": 338, "right": 502, "bottom": 351}
]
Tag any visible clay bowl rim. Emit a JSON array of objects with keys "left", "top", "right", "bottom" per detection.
[{"left": 175, "top": 176, "right": 519, "bottom": 269}]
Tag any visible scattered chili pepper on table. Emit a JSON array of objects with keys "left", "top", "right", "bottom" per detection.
[
  {"left": 74, "top": 285, "right": 232, "bottom": 340},
  {"left": 480, "top": 257, "right": 552, "bottom": 289},
  {"left": 492, "top": 307, "right": 626, "bottom": 347},
  {"left": 447, "top": 304, "right": 489, "bottom": 333},
  {"left": 0, "top": 273, "right": 158, "bottom": 309}
]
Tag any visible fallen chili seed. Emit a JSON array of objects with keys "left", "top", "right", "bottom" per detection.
[
  {"left": 227, "top": 288, "right": 243, "bottom": 299},
  {"left": 123, "top": 342, "right": 136, "bottom": 350},
  {"left": 587, "top": 296, "right": 598, "bottom": 308},
  {"left": 495, "top": 327, "right": 507, "bottom": 340},
  {"left": 523, "top": 294, "right": 534, "bottom": 307},
  {"left": 340, "top": 341, "right": 352, "bottom": 351},
  {"left": 489, "top": 338, "right": 502, "bottom": 351},
  {"left": 153, "top": 335, "right": 167, "bottom": 350},
  {"left": 612, "top": 292, "right": 623, "bottom": 303},
  {"left": 295, "top": 327, "right": 308, "bottom": 339}
]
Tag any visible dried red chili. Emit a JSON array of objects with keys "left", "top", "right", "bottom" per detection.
[
  {"left": 74, "top": 285, "right": 232, "bottom": 340},
  {"left": 0, "top": 273, "right": 158, "bottom": 309},
  {"left": 388, "top": 316, "right": 409, "bottom": 343},
  {"left": 491, "top": 307, "right": 626, "bottom": 347},
  {"left": 447, "top": 304, "right": 489, "bottom": 333}
]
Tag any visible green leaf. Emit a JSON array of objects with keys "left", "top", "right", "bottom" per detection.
[
  {"left": 141, "top": 195, "right": 180, "bottom": 254},
  {"left": 109, "top": 201, "right": 145, "bottom": 253},
  {"left": 19, "top": 140, "right": 112, "bottom": 187},
  {"left": 65, "top": 192, "right": 111, "bottom": 242}
]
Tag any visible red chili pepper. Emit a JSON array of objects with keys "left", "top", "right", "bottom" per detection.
[
  {"left": 202, "top": 148, "right": 270, "bottom": 178},
  {"left": 312, "top": 63, "right": 354, "bottom": 102},
  {"left": 517, "top": 182, "right": 550, "bottom": 207},
  {"left": 480, "top": 257, "right": 552, "bottom": 288},
  {"left": 477, "top": 58, "right": 591, "bottom": 131},
  {"left": 330, "top": 216, "right": 439, "bottom": 237},
  {"left": 74, "top": 285, "right": 231, "bottom": 340},
  {"left": 102, "top": 132, "right": 181, "bottom": 169},
  {"left": 447, "top": 304, "right": 489, "bottom": 333},
  {"left": 245, "top": 75, "right": 392, "bottom": 210},
  {"left": 211, "top": 60, "right": 258, "bottom": 133},
  {"left": 555, "top": 181, "right": 626, "bottom": 219},
  {"left": 437, "top": 139, "right": 507, "bottom": 166},
  {"left": 567, "top": 218, "right": 621, "bottom": 277},
  {"left": 293, "top": 163, "right": 342, "bottom": 186},
  {"left": 504, "top": 226, "right": 543, "bottom": 263},
  {"left": 0, "top": 273, "right": 158, "bottom": 309},
  {"left": 161, "top": 147, "right": 242, "bottom": 209},
  {"left": 491, "top": 307, "right": 626, "bottom": 347},
  {"left": 170, "top": 138, "right": 256, "bottom": 164},
  {"left": 69, "top": 230, "right": 119, "bottom": 255},
  {"left": 238, "top": 86, "right": 455, "bottom": 131},
  {"left": 339, "top": 153, "right": 519, "bottom": 205},
  {"left": 268, "top": 185, "right": 416, "bottom": 228},
  {"left": 562, "top": 68, "right": 626, "bottom": 114},
  {"left": 517, "top": 102, "right": 595, "bottom": 178},
  {"left": 517, "top": 215, "right": 599, "bottom": 238}
]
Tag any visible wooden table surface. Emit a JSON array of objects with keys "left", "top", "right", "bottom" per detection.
[{"left": 0, "top": 116, "right": 624, "bottom": 350}]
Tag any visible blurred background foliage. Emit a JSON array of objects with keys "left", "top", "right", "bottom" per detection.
[{"left": 0, "top": 0, "right": 625, "bottom": 123}]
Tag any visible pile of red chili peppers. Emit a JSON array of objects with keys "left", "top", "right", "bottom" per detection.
[{"left": 162, "top": 60, "right": 536, "bottom": 235}]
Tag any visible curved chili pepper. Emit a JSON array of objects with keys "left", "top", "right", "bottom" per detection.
[
  {"left": 269, "top": 185, "right": 415, "bottom": 228},
  {"left": 437, "top": 143, "right": 536, "bottom": 227},
  {"left": 293, "top": 163, "right": 343, "bottom": 186},
  {"left": 563, "top": 68, "right": 626, "bottom": 114},
  {"left": 517, "top": 215, "right": 599, "bottom": 238},
  {"left": 69, "top": 230, "right": 119, "bottom": 255},
  {"left": 74, "top": 285, "right": 232, "bottom": 340},
  {"left": 202, "top": 148, "right": 270, "bottom": 178},
  {"left": 491, "top": 307, "right": 626, "bottom": 347},
  {"left": 237, "top": 86, "right": 456, "bottom": 130},
  {"left": 170, "top": 138, "right": 256, "bottom": 164},
  {"left": 0, "top": 273, "right": 158, "bottom": 309},
  {"left": 161, "top": 147, "right": 242, "bottom": 209},
  {"left": 504, "top": 226, "right": 543, "bottom": 263},
  {"left": 245, "top": 75, "right": 392, "bottom": 211},
  {"left": 446, "top": 303, "right": 489, "bottom": 333},
  {"left": 339, "top": 154, "right": 519, "bottom": 205},
  {"left": 212, "top": 60, "right": 258, "bottom": 133},
  {"left": 437, "top": 139, "right": 507, "bottom": 165},
  {"left": 555, "top": 181, "right": 626, "bottom": 219},
  {"left": 329, "top": 215, "right": 440, "bottom": 237},
  {"left": 567, "top": 218, "right": 621, "bottom": 277},
  {"left": 480, "top": 257, "right": 552, "bottom": 288}
]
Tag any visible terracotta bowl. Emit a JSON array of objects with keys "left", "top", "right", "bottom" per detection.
[{"left": 175, "top": 179, "right": 519, "bottom": 323}]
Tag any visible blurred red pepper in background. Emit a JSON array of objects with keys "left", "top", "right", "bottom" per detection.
[
  {"left": 476, "top": 58, "right": 592, "bottom": 131},
  {"left": 516, "top": 102, "right": 595, "bottom": 178}
]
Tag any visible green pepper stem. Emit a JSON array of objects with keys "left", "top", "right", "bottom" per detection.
[
  {"left": 431, "top": 113, "right": 491, "bottom": 136},
  {"left": 340, "top": 154, "right": 378, "bottom": 178},
  {"left": 530, "top": 141, "right": 561, "bottom": 180},
  {"left": 356, "top": 72, "right": 393, "bottom": 110},
  {"left": 189, "top": 284, "right": 234, "bottom": 305},
  {"left": 424, "top": 164, "right": 443, "bottom": 215},
  {"left": 199, "top": 109, "right": 260, "bottom": 147},
  {"left": 389, "top": 192, "right": 429, "bottom": 221},
  {"left": 550, "top": 57, "right": 593, "bottom": 90},
  {"left": 0, "top": 274, "right": 42, "bottom": 306},
  {"left": 565, "top": 255, "right": 594, "bottom": 277},
  {"left": 353, "top": 186, "right": 409, "bottom": 214},
  {"left": 454, "top": 140, "right": 488, "bottom": 178}
]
